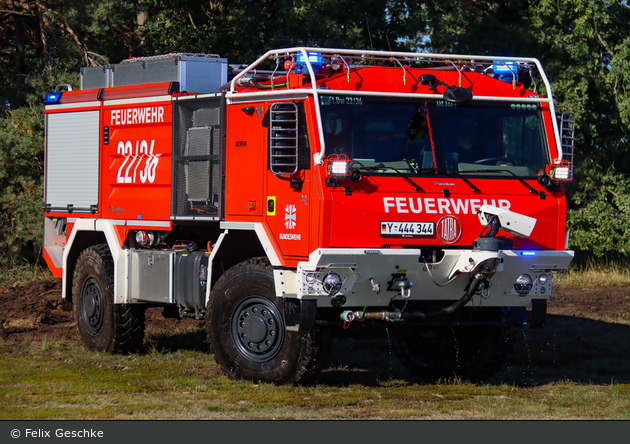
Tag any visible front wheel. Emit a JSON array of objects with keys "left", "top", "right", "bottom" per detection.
[
  {"left": 206, "top": 258, "right": 315, "bottom": 384},
  {"left": 72, "top": 244, "right": 145, "bottom": 353},
  {"left": 394, "top": 323, "right": 516, "bottom": 382}
]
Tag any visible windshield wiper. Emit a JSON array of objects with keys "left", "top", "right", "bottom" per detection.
[
  {"left": 352, "top": 163, "right": 483, "bottom": 194},
  {"left": 391, "top": 167, "right": 424, "bottom": 192},
  {"left": 422, "top": 167, "right": 482, "bottom": 193},
  {"left": 465, "top": 168, "right": 539, "bottom": 195},
  {"left": 446, "top": 170, "right": 482, "bottom": 193},
  {"left": 355, "top": 163, "right": 424, "bottom": 192}
]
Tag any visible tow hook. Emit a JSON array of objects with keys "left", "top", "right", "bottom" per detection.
[
  {"left": 396, "top": 277, "right": 414, "bottom": 298},
  {"left": 388, "top": 274, "right": 414, "bottom": 298},
  {"left": 480, "top": 280, "right": 492, "bottom": 298}
]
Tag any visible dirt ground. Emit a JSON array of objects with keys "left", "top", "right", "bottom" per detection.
[{"left": 1, "top": 278, "right": 629, "bottom": 385}]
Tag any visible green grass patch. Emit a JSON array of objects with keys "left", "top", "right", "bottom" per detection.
[
  {"left": 564, "top": 259, "right": 630, "bottom": 288},
  {"left": 1, "top": 337, "right": 629, "bottom": 420},
  {"left": 0, "top": 263, "right": 54, "bottom": 287}
]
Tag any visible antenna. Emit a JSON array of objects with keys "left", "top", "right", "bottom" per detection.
[{"left": 365, "top": 13, "right": 374, "bottom": 50}]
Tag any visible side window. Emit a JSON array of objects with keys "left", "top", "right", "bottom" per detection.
[
  {"left": 268, "top": 101, "right": 310, "bottom": 174},
  {"left": 296, "top": 102, "right": 311, "bottom": 170},
  {"left": 269, "top": 102, "right": 298, "bottom": 174}
]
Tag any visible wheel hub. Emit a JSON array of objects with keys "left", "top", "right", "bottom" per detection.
[
  {"left": 232, "top": 296, "right": 284, "bottom": 362},
  {"left": 82, "top": 277, "right": 104, "bottom": 334}
]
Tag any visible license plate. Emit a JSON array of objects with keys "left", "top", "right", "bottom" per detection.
[{"left": 381, "top": 221, "right": 435, "bottom": 237}]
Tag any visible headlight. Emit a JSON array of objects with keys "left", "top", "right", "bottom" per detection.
[
  {"left": 328, "top": 160, "right": 351, "bottom": 177},
  {"left": 538, "top": 274, "right": 549, "bottom": 284},
  {"left": 325, "top": 154, "right": 352, "bottom": 178},
  {"left": 323, "top": 273, "right": 343, "bottom": 296},
  {"left": 514, "top": 274, "right": 533, "bottom": 295}
]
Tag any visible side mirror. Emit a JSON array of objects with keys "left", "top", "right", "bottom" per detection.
[
  {"left": 443, "top": 85, "right": 473, "bottom": 104},
  {"left": 420, "top": 74, "right": 473, "bottom": 104},
  {"left": 420, "top": 74, "right": 438, "bottom": 88}
]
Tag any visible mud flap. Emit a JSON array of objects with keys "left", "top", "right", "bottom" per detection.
[
  {"left": 529, "top": 299, "right": 547, "bottom": 328},
  {"left": 284, "top": 298, "right": 317, "bottom": 336},
  {"left": 505, "top": 306, "right": 527, "bottom": 325}
]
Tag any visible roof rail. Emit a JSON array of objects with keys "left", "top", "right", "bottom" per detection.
[{"left": 227, "top": 47, "right": 562, "bottom": 165}]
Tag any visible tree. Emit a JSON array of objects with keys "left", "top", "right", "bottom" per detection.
[
  {"left": 567, "top": 161, "right": 630, "bottom": 259},
  {"left": 1, "top": 0, "right": 629, "bottom": 267},
  {"left": 139, "top": 0, "right": 398, "bottom": 64},
  {"left": 0, "top": 71, "right": 77, "bottom": 266}
]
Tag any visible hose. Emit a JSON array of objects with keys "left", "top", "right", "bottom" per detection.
[
  {"left": 400, "top": 274, "right": 483, "bottom": 320},
  {"left": 334, "top": 275, "right": 485, "bottom": 325},
  {"left": 249, "top": 78, "right": 288, "bottom": 90}
]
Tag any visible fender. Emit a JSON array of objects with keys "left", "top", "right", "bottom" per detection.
[
  {"left": 219, "top": 221, "right": 282, "bottom": 265},
  {"left": 63, "top": 219, "right": 129, "bottom": 304},
  {"left": 205, "top": 221, "right": 283, "bottom": 306}
]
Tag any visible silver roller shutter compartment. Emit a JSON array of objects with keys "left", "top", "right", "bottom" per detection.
[{"left": 45, "top": 111, "right": 100, "bottom": 212}]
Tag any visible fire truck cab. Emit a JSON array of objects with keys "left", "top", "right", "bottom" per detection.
[{"left": 43, "top": 48, "right": 575, "bottom": 384}]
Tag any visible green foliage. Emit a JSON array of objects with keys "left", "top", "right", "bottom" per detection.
[
  {"left": 0, "top": 70, "right": 78, "bottom": 267},
  {"left": 529, "top": 1, "right": 630, "bottom": 162},
  {"left": 139, "top": 0, "right": 398, "bottom": 63},
  {"left": 567, "top": 160, "right": 630, "bottom": 258},
  {"left": 1, "top": 0, "right": 630, "bottom": 268}
]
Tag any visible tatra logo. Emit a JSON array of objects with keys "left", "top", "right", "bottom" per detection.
[
  {"left": 285, "top": 204, "right": 297, "bottom": 229},
  {"left": 437, "top": 215, "right": 462, "bottom": 244}
]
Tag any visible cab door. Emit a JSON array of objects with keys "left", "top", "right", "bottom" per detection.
[{"left": 264, "top": 100, "right": 313, "bottom": 260}]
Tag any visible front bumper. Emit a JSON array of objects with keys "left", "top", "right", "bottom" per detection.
[{"left": 282, "top": 248, "right": 574, "bottom": 308}]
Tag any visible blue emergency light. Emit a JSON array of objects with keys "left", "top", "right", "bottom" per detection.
[
  {"left": 43, "top": 91, "right": 63, "bottom": 104},
  {"left": 295, "top": 52, "right": 326, "bottom": 74},
  {"left": 493, "top": 61, "right": 518, "bottom": 83}
]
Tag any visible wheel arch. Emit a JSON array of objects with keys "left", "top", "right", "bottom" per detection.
[
  {"left": 208, "top": 229, "right": 266, "bottom": 296},
  {"left": 62, "top": 219, "right": 125, "bottom": 304}
]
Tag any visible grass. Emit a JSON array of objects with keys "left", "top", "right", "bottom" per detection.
[
  {"left": 1, "top": 260, "right": 629, "bottom": 420},
  {"left": 0, "top": 263, "right": 54, "bottom": 287},
  {"left": 1, "top": 333, "right": 629, "bottom": 420},
  {"left": 563, "top": 258, "right": 630, "bottom": 288}
]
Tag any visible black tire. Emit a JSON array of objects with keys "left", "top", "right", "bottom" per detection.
[
  {"left": 206, "top": 257, "right": 317, "bottom": 384},
  {"left": 72, "top": 244, "right": 145, "bottom": 353},
  {"left": 394, "top": 323, "right": 516, "bottom": 382},
  {"left": 296, "top": 327, "right": 333, "bottom": 383}
]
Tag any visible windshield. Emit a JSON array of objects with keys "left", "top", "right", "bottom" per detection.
[{"left": 319, "top": 95, "right": 549, "bottom": 178}]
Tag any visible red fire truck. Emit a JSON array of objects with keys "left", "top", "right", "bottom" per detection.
[{"left": 42, "top": 47, "right": 575, "bottom": 383}]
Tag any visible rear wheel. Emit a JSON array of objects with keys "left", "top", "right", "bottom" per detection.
[
  {"left": 72, "top": 244, "right": 145, "bottom": 353},
  {"left": 207, "top": 258, "right": 320, "bottom": 384}
]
